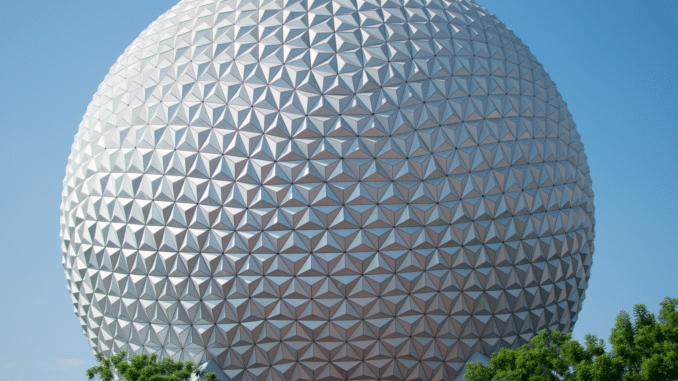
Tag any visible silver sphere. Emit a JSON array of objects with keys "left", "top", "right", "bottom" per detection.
[{"left": 60, "top": 0, "right": 595, "bottom": 379}]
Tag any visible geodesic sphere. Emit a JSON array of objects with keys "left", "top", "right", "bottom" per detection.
[{"left": 60, "top": 0, "right": 595, "bottom": 380}]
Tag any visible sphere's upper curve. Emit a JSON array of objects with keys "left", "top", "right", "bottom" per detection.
[{"left": 60, "top": 0, "right": 595, "bottom": 380}]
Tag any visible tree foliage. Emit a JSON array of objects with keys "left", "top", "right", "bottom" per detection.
[
  {"left": 86, "top": 351, "right": 216, "bottom": 381},
  {"left": 609, "top": 297, "right": 678, "bottom": 381},
  {"left": 465, "top": 296, "right": 678, "bottom": 381}
]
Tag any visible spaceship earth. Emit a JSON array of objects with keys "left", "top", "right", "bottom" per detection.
[{"left": 60, "top": 0, "right": 595, "bottom": 379}]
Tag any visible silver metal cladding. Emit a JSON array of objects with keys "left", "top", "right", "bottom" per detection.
[{"left": 60, "top": 0, "right": 595, "bottom": 379}]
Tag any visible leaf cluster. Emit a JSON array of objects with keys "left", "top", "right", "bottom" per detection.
[
  {"left": 465, "top": 296, "right": 678, "bottom": 381},
  {"left": 86, "top": 351, "right": 217, "bottom": 381}
]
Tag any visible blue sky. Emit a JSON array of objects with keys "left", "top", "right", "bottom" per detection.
[{"left": 0, "top": 0, "right": 675, "bottom": 380}]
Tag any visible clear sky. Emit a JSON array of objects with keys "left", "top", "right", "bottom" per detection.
[{"left": 0, "top": 0, "right": 676, "bottom": 380}]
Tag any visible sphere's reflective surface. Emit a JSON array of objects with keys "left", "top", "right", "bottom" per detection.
[{"left": 60, "top": 0, "right": 595, "bottom": 379}]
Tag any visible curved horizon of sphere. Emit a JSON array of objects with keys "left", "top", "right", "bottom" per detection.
[{"left": 60, "top": 0, "right": 595, "bottom": 380}]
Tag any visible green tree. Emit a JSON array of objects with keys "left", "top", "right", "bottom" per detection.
[
  {"left": 464, "top": 330, "right": 620, "bottom": 381},
  {"left": 464, "top": 296, "right": 677, "bottom": 381},
  {"left": 610, "top": 297, "right": 678, "bottom": 381},
  {"left": 86, "top": 351, "right": 217, "bottom": 381}
]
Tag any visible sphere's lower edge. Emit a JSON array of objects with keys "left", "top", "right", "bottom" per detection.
[
  {"left": 186, "top": 353, "right": 491, "bottom": 381},
  {"left": 191, "top": 359, "right": 231, "bottom": 381}
]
